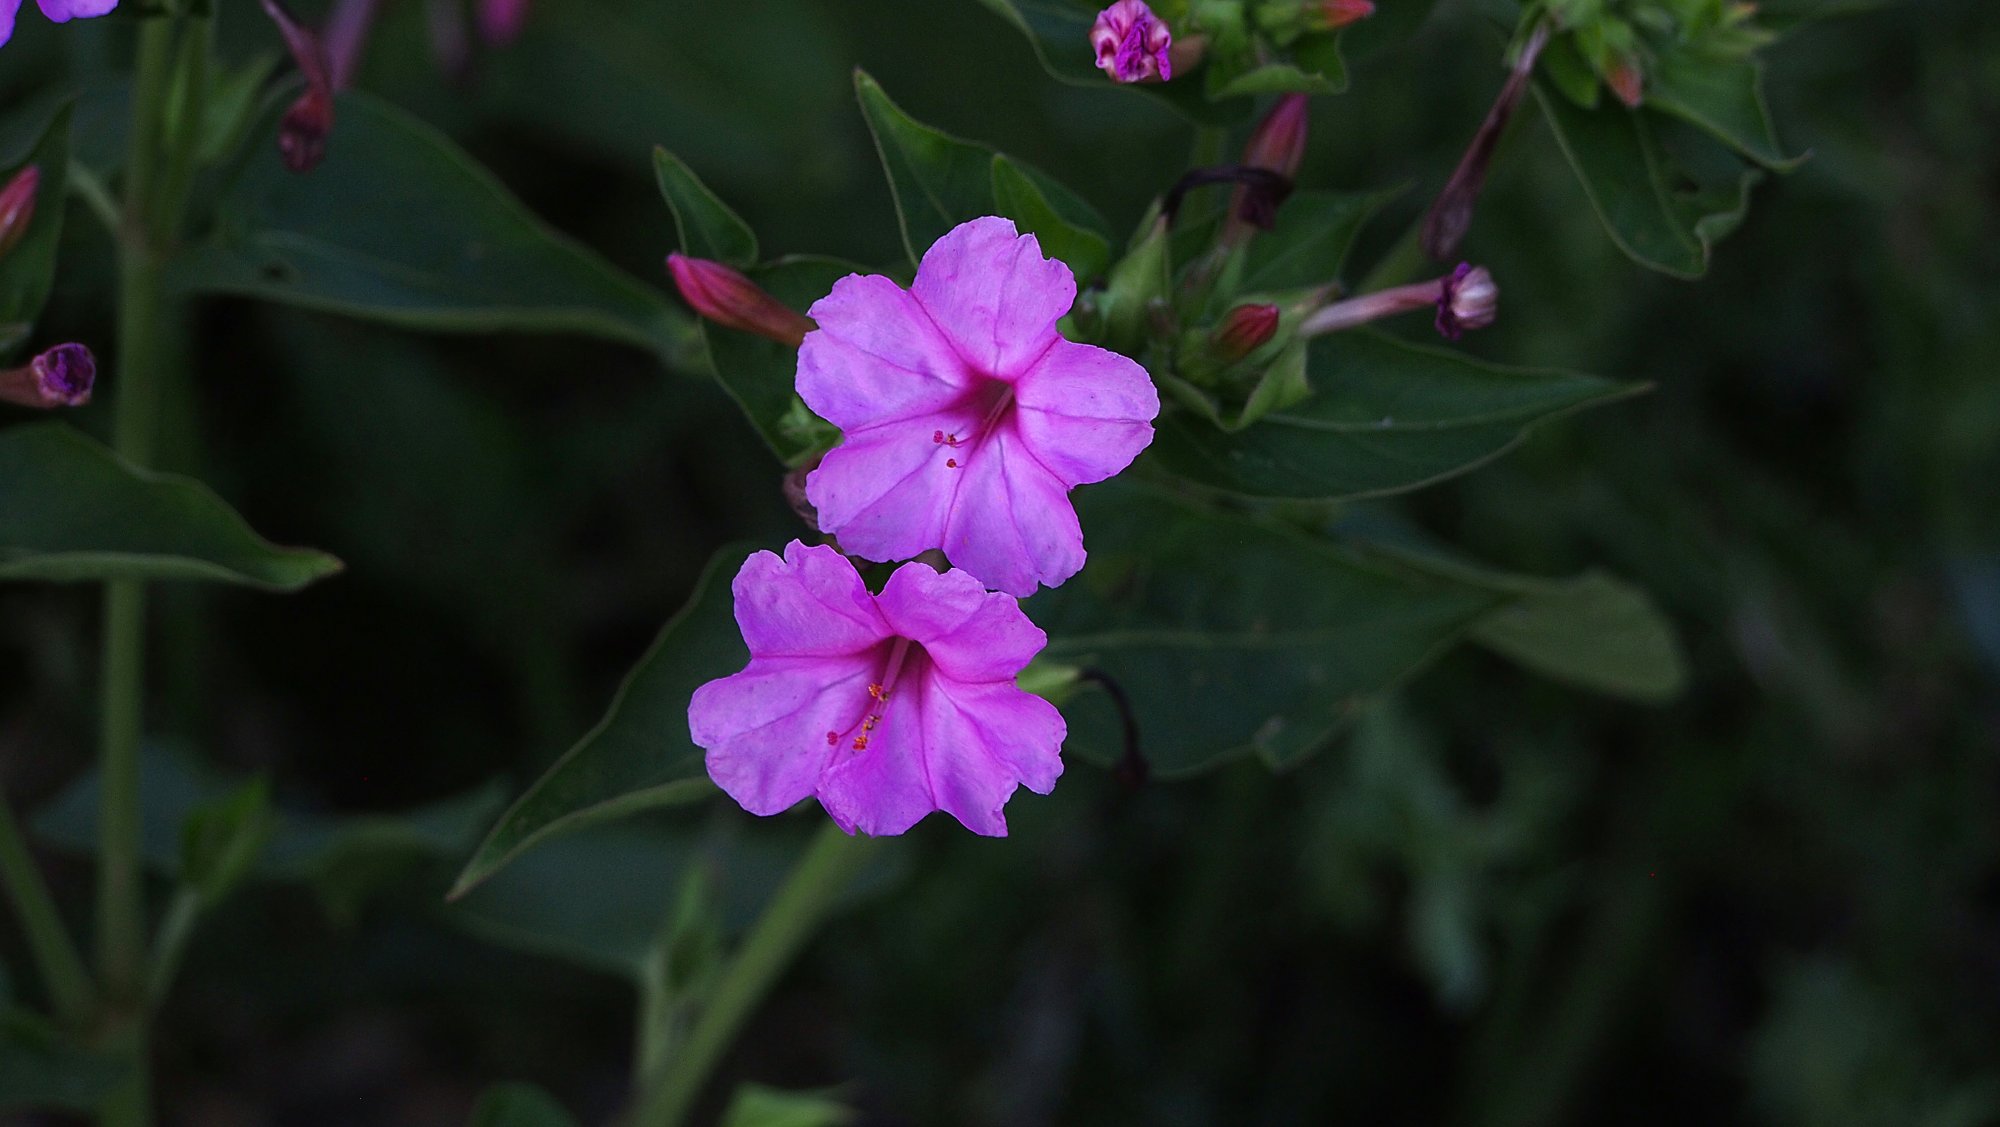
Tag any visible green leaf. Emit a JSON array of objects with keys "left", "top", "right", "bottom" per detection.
[
  {"left": 1237, "top": 188, "right": 1400, "bottom": 295},
  {"left": 1033, "top": 484, "right": 1507, "bottom": 775},
  {"left": 1360, "top": 544, "right": 1687, "bottom": 702},
  {"left": 854, "top": 70, "right": 1113, "bottom": 276},
  {"left": 0, "top": 1011, "right": 128, "bottom": 1113},
  {"left": 1151, "top": 332, "right": 1643, "bottom": 499},
  {"left": 0, "top": 423, "right": 343, "bottom": 589},
  {"left": 1208, "top": 31, "right": 1350, "bottom": 99},
  {"left": 175, "top": 92, "right": 695, "bottom": 364},
  {"left": 654, "top": 147, "right": 759, "bottom": 269},
  {"left": 721, "top": 1084, "right": 856, "bottom": 1127},
  {"left": 1647, "top": 54, "right": 1804, "bottom": 170},
  {"left": 469, "top": 1082, "right": 580, "bottom": 1127},
  {"left": 971, "top": 0, "right": 1248, "bottom": 124},
  {"left": 450, "top": 545, "right": 753, "bottom": 899},
  {"left": 1535, "top": 81, "right": 1763, "bottom": 278},
  {"left": 694, "top": 255, "right": 852, "bottom": 465},
  {"left": 180, "top": 779, "right": 274, "bottom": 907},
  {"left": 0, "top": 104, "right": 71, "bottom": 337}
]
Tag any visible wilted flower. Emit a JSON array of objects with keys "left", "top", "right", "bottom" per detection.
[
  {"left": 668, "top": 254, "right": 815, "bottom": 348},
  {"left": 1421, "top": 22, "right": 1551, "bottom": 261},
  {"left": 1091, "top": 0, "right": 1173, "bottom": 84},
  {"left": 1434, "top": 262, "right": 1497, "bottom": 340},
  {"left": 0, "top": 0, "right": 116, "bottom": 49},
  {"left": 0, "top": 343, "right": 95, "bottom": 409},
  {"left": 1300, "top": 262, "right": 1499, "bottom": 341},
  {"left": 260, "top": 0, "right": 337, "bottom": 173},
  {"left": 799, "top": 217, "right": 1160, "bottom": 597},
  {"left": 689, "top": 542, "right": 1066, "bottom": 837},
  {"left": 0, "top": 166, "right": 38, "bottom": 261}
]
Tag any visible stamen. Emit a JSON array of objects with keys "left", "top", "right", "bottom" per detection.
[{"left": 832, "top": 639, "right": 917, "bottom": 754}]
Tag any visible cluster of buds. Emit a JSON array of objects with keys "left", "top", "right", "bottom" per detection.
[
  {"left": 666, "top": 254, "right": 815, "bottom": 348},
  {"left": 0, "top": 343, "right": 95, "bottom": 410}
]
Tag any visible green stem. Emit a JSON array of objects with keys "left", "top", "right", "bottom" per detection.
[
  {"left": 68, "top": 161, "right": 120, "bottom": 240},
  {"left": 144, "top": 889, "right": 200, "bottom": 1009},
  {"left": 633, "top": 823, "right": 881, "bottom": 1127},
  {"left": 0, "top": 795, "right": 96, "bottom": 1025}
]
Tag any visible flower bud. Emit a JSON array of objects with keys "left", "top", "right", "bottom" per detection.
[
  {"left": 1212, "top": 303, "right": 1281, "bottom": 362},
  {"left": 0, "top": 166, "right": 39, "bottom": 262},
  {"left": 667, "top": 254, "right": 815, "bottom": 348},
  {"left": 1308, "top": 0, "right": 1375, "bottom": 31},
  {"left": 1434, "top": 262, "right": 1496, "bottom": 340},
  {"left": 0, "top": 343, "right": 95, "bottom": 409},
  {"left": 1242, "top": 94, "right": 1309, "bottom": 183},
  {"left": 1091, "top": 0, "right": 1173, "bottom": 84},
  {"left": 1604, "top": 55, "right": 1644, "bottom": 108},
  {"left": 261, "top": 0, "right": 337, "bottom": 173},
  {"left": 1421, "top": 22, "right": 1550, "bottom": 261}
]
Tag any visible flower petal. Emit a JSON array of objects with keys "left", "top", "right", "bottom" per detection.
[
  {"left": 815, "top": 677, "right": 934, "bottom": 835},
  {"left": 805, "top": 410, "right": 976, "bottom": 565},
  {"left": 935, "top": 429, "right": 1084, "bottom": 596},
  {"left": 36, "top": 0, "right": 115, "bottom": 20},
  {"left": 1012, "top": 337, "right": 1160, "bottom": 487},
  {"left": 799, "top": 272, "right": 975, "bottom": 432},
  {"left": 875, "top": 561, "right": 1049, "bottom": 684},
  {"left": 731, "top": 542, "right": 889, "bottom": 659},
  {"left": 692, "top": 653, "right": 873, "bottom": 817},
  {"left": 911, "top": 217, "right": 1075, "bottom": 379},
  {"left": 0, "top": 0, "right": 21, "bottom": 46}
]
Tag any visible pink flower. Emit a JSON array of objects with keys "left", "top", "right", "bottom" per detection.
[
  {"left": 799, "top": 217, "right": 1159, "bottom": 597},
  {"left": 689, "top": 542, "right": 1066, "bottom": 837},
  {"left": 1090, "top": 0, "right": 1173, "bottom": 84},
  {"left": 0, "top": 0, "right": 115, "bottom": 48}
]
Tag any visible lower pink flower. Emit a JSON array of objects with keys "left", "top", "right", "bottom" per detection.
[
  {"left": 799, "top": 217, "right": 1159, "bottom": 597},
  {"left": 0, "top": 0, "right": 117, "bottom": 48},
  {"left": 689, "top": 542, "right": 1066, "bottom": 837}
]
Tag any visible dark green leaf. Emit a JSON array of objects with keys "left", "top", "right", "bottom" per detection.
[
  {"left": 469, "top": 1082, "right": 580, "bottom": 1127},
  {"left": 697, "top": 256, "right": 852, "bottom": 465},
  {"left": 1151, "top": 332, "right": 1643, "bottom": 499},
  {"left": 1208, "top": 31, "right": 1350, "bottom": 99},
  {"left": 854, "top": 70, "right": 1112, "bottom": 276},
  {"left": 0, "top": 104, "right": 71, "bottom": 337},
  {"left": 180, "top": 779, "right": 274, "bottom": 906},
  {"left": 1238, "top": 188, "right": 1400, "bottom": 295},
  {"left": 721, "top": 1085, "right": 856, "bottom": 1127},
  {"left": 450, "top": 546, "right": 753, "bottom": 898},
  {"left": 0, "top": 423, "right": 343, "bottom": 589},
  {"left": 0, "top": 1011, "right": 128, "bottom": 1113},
  {"left": 971, "top": 0, "right": 1248, "bottom": 124},
  {"left": 1647, "top": 54, "right": 1804, "bottom": 170},
  {"left": 1033, "top": 484, "right": 1506, "bottom": 775},
  {"left": 175, "top": 92, "right": 695, "bottom": 364},
  {"left": 654, "top": 148, "right": 759, "bottom": 269},
  {"left": 1535, "top": 81, "right": 1763, "bottom": 278}
]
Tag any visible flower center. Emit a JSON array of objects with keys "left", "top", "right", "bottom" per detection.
[
  {"left": 931, "top": 379, "right": 1015, "bottom": 470},
  {"left": 824, "top": 636, "right": 922, "bottom": 753}
]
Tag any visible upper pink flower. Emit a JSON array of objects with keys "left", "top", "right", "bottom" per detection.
[
  {"left": 798, "top": 217, "right": 1159, "bottom": 597},
  {"left": 689, "top": 542, "right": 1066, "bottom": 837},
  {"left": 0, "top": 0, "right": 116, "bottom": 47},
  {"left": 1090, "top": 0, "right": 1173, "bottom": 84}
]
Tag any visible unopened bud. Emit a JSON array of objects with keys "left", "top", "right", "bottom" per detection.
[
  {"left": 262, "top": 0, "right": 337, "bottom": 174},
  {"left": 1421, "top": 22, "right": 1550, "bottom": 261},
  {"left": 1604, "top": 55, "right": 1644, "bottom": 108},
  {"left": 1434, "top": 262, "right": 1496, "bottom": 340},
  {"left": 1213, "top": 303, "right": 1281, "bottom": 362},
  {"left": 667, "top": 254, "right": 815, "bottom": 348},
  {"left": 1308, "top": 0, "right": 1375, "bottom": 31},
  {"left": 0, "top": 166, "right": 38, "bottom": 261},
  {"left": 0, "top": 343, "right": 95, "bottom": 409},
  {"left": 1225, "top": 95, "right": 1309, "bottom": 245},
  {"left": 1091, "top": 0, "right": 1174, "bottom": 84}
]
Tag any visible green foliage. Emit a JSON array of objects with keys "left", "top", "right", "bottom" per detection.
[
  {"left": 0, "top": 423, "right": 342, "bottom": 589},
  {"left": 720, "top": 1084, "right": 856, "bottom": 1127},
  {"left": 468, "top": 1082, "right": 581, "bottom": 1127},
  {"left": 0, "top": 103, "right": 70, "bottom": 342},
  {"left": 0, "top": 1010, "right": 128, "bottom": 1113}
]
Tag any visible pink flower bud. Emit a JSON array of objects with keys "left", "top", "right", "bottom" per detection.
[
  {"left": 1213, "top": 303, "right": 1281, "bottom": 362},
  {"left": 1091, "top": 0, "right": 1174, "bottom": 84},
  {"left": 1243, "top": 94, "right": 1310, "bottom": 182},
  {"left": 1309, "top": 0, "right": 1375, "bottom": 31},
  {"left": 667, "top": 254, "right": 816, "bottom": 348},
  {"left": 0, "top": 166, "right": 39, "bottom": 261},
  {"left": 1422, "top": 22, "right": 1550, "bottom": 261},
  {"left": 0, "top": 343, "right": 95, "bottom": 409},
  {"left": 1435, "top": 262, "right": 1497, "bottom": 340},
  {"left": 1605, "top": 56, "right": 1644, "bottom": 108},
  {"left": 261, "top": 0, "right": 336, "bottom": 174}
]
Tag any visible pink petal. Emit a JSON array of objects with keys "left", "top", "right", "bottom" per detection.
[
  {"left": 1012, "top": 337, "right": 1159, "bottom": 487},
  {"left": 875, "top": 561, "right": 1049, "bottom": 685},
  {"left": 692, "top": 653, "right": 873, "bottom": 817},
  {"left": 731, "top": 543, "right": 889, "bottom": 659},
  {"left": 799, "top": 273, "right": 975, "bottom": 432},
  {"left": 804, "top": 412, "right": 972, "bottom": 566},
  {"left": 910, "top": 217, "right": 1075, "bottom": 379},
  {"left": 940, "top": 430, "right": 1085, "bottom": 597},
  {"left": 815, "top": 678, "right": 934, "bottom": 835},
  {"left": 37, "top": 0, "right": 115, "bottom": 19},
  {"left": 0, "top": 0, "right": 20, "bottom": 47}
]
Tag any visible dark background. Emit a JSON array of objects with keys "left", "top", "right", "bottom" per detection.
[{"left": 4, "top": 0, "right": 1998, "bottom": 1122}]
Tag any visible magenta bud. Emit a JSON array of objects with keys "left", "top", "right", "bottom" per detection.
[
  {"left": 1309, "top": 0, "right": 1375, "bottom": 31},
  {"left": 279, "top": 89, "right": 334, "bottom": 173},
  {"left": 1213, "top": 303, "right": 1282, "bottom": 362},
  {"left": 1091, "top": 0, "right": 1174, "bottom": 84},
  {"left": 0, "top": 343, "right": 95, "bottom": 409},
  {"left": 1435, "top": 263, "right": 1497, "bottom": 340},
  {"left": 0, "top": 166, "right": 39, "bottom": 261},
  {"left": 668, "top": 254, "right": 816, "bottom": 348},
  {"left": 1243, "top": 95, "right": 1310, "bottom": 181},
  {"left": 1605, "top": 56, "right": 1644, "bottom": 108}
]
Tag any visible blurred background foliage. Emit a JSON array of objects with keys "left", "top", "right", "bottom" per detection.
[{"left": 3, "top": 0, "right": 1998, "bottom": 1122}]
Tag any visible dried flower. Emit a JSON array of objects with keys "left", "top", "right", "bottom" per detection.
[
  {"left": 261, "top": 0, "right": 337, "bottom": 173},
  {"left": 1434, "top": 262, "right": 1497, "bottom": 340},
  {"left": 690, "top": 542, "right": 1066, "bottom": 836},
  {"left": 0, "top": 343, "right": 95, "bottom": 409},
  {"left": 1421, "top": 22, "right": 1551, "bottom": 261},
  {"left": 1300, "top": 263, "right": 1499, "bottom": 341},
  {"left": 1091, "top": 0, "right": 1174, "bottom": 84}
]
